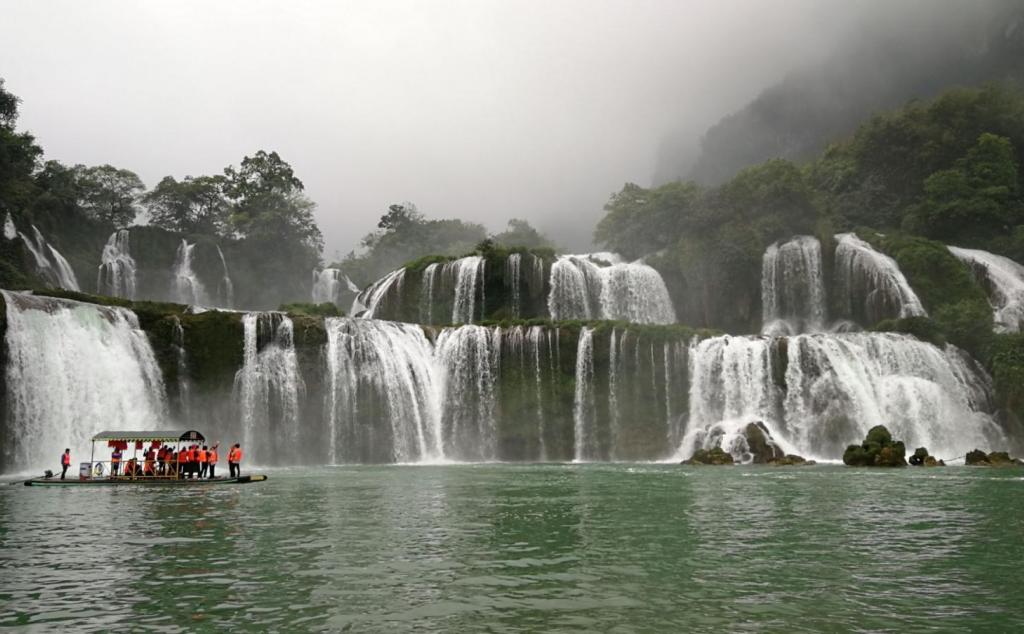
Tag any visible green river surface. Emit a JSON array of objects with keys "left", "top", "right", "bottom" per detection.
[{"left": 1, "top": 464, "right": 1023, "bottom": 632}]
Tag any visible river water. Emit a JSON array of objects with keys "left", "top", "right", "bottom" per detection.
[{"left": 1, "top": 465, "right": 1022, "bottom": 631}]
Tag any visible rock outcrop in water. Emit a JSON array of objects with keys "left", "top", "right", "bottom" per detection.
[
  {"left": 843, "top": 425, "right": 907, "bottom": 467},
  {"left": 908, "top": 447, "right": 945, "bottom": 466},
  {"left": 964, "top": 449, "right": 1023, "bottom": 466},
  {"left": 681, "top": 447, "right": 735, "bottom": 465}
]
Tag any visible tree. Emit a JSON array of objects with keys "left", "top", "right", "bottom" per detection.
[
  {"left": 913, "top": 133, "right": 1022, "bottom": 239},
  {"left": 223, "top": 150, "right": 322, "bottom": 252},
  {"left": 74, "top": 164, "right": 145, "bottom": 227},
  {"left": 491, "top": 218, "right": 552, "bottom": 249},
  {"left": 377, "top": 202, "right": 423, "bottom": 232},
  {"left": 0, "top": 78, "right": 42, "bottom": 207},
  {"left": 144, "top": 174, "right": 229, "bottom": 235}
]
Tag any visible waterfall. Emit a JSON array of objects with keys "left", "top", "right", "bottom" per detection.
[
  {"left": 506, "top": 253, "right": 523, "bottom": 318},
  {"left": 1, "top": 291, "right": 166, "bottom": 472},
  {"left": 527, "top": 325, "right": 547, "bottom": 460},
  {"left": 548, "top": 253, "right": 676, "bottom": 324},
  {"left": 435, "top": 325, "right": 499, "bottom": 460},
  {"left": 234, "top": 312, "right": 304, "bottom": 464},
  {"left": 312, "top": 268, "right": 343, "bottom": 304},
  {"left": 324, "top": 318, "right": 442, "bottom": 463},
  {"left": 678, "top": 332, "right": 1003, "bottom": 462},
  {"left": 19, "top": 226, "right": 80, "bottom": 291},
  {"left": 419, "top": 263, "right": 440, "bottom": 324},
  {"left": 762, "top": 235, "right": 826, "bottom": 335},
  {"left": 449, "top": 256, "right": 485, "bottom": 324},
  {"left": 834, "top": 233, "right": 926, "bottom": 325},
  {"left": 3, "top": 213, "right": 16, "bottom": 240},
  {"left": 97, "top": 229, "right": 137, "bottom": 299},
  {"left": 355, "top": 268, "right": 405, "bottom": 318},
  {"left": 573, "top": 326, "right": 597, "bottom": 461},
  {"left": 949, "top": 246, "right": 1024, "bottom": 333},
  {"left": 172, "top": 239, "right": 207, "bottom": 305},
  {"left": 216, "top": 246, "right": 234, "bottom": 308},
  {"left": 170, "top": 316, "right": 191, "bottom": 419},
  {"left": 608, "top": 329, "right": 622, "bottom": 457}
]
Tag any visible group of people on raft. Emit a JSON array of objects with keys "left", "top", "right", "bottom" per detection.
[{"left": 103, "top": 443, "right": 244, "bottom": 479}]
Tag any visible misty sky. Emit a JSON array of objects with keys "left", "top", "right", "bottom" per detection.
[{"left": 2, "top": 0, "right": 878, "bottom": 257}]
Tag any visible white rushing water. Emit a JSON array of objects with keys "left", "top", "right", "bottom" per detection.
[
  {"left": 324, "top": 318, "right": 443, "bottom": 464},
  {"left": 573, "top": 326, "right": 597, "bottom": 461},
  {"left": 18, "top": 226, "right": 80, "bottom": 291},
  {"left": 2, "top": 291, "right": 166, "bottom": 472},
  {"left": 506, "top": 253, "right": 523, "bottom": 318},
  {"left": 234, "top": 312, "right": 304, "bottom": 464},
  {"left": 215, "top": 246, "right": 234, "bottom": 308},
  {"left": 948, "top": 246, "right": 1024, "bottom": 333},
  {"left": 548, "top": 253, "right": 676, "bottom": 324},
  {"left": 436, "top": 324, "right": 499, "bottom": 460},
  {"left": 312, "top": 268, "right": 344, "bottom": 304},
  {"left": 448, "top": 256, "right": 485, "bottom": 324},
  {"left": 172, "top": 239, "right": 207, "bottom": 305},
  {"left": 677, "top": 332, "right": 1002, "bottom": 463},
  {"left": 97, "top": 229, "right": 137, "bottom": 299},
  {"left": 762, "top": 235, "right": 827, "bottom": 335},
  {"left": 3, "top": 213, "right": 17, "bottom": 240},
  {"left": 355, "top": 268, "right": 406, "bottom": 319},
  {"left": 834, "top": 233, "right": 926, "bottom": 324}
]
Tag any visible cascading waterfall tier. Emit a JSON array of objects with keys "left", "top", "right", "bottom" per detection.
[
  {"left": 313, "top": 269, "right": 344, "bottom": 304},
  {"left": 172, "top": 239, "right": 207, "bottom": 305},
  {"left": 949, "top": 246, "right": 1024, "bottom": 333},
  {"left": 679, "top": 332, "right": 1003, "bottom": 463},
  {"left": 548, "top": 253, "right": 676, "bottom": 324},
  {"left": 435, "top": 324, "right": 499, "bottom": 460},
  {"left": 18, "top": 225, "right": 80, "bottom": 291},
  {"left": 97, "top": 229, "right": 137, "bottom": 299},
  {"left": 573, "top": 326, "right": 597, "bottom": 461},
  {"left": 234, "top": 312, "right": 304, "bottom": 464},
  {"left": 324, "top": 318, "right": 443, "bottom": 464},
  {"left": 1, "top": 291, "right": 166, "bottom": 472},
  {"left": 215, "top": 246, "right": 234, "bottom": 308},
  {"left": 834, "top": 233, "right": 926, "bottom": 325},
  {"left": 355, "top": 268, "right": 406, "bottom": 319},
  {"left": 762, "top": 235, "right": 826, "bottom": 335}
]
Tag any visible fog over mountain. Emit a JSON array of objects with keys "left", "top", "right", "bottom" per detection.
[{"left": 1, "top": 0, "right": 1014, "bottom": 255}]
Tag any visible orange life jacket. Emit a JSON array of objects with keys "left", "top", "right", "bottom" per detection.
[
  {"left": 177, "top": 451, "right": 186, "bottom": 463},
  {"left": 208, "top": 450, "right": 218, "bottom": 463},
  {"left": 111, "top": 452, "right": 122, "bottom": 464},
  {"left": 61, "top": 453, "right": 70, "bottom": 466},
  {"left": 229, "top": 448, "right": 242, "bottom": 462},
  {"left": 197, "top": 450, "right": 207, "bottom": 463}
]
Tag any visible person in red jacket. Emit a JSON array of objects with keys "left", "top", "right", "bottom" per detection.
[
  {"left": 228, "top": 444, "right": 243, "bottom": 478},
  {"left": 60, "top": 448, "right": 71, "bottom": 480},
  {"left": 207, "top": 444, "right": 219, "bottom": 479}
]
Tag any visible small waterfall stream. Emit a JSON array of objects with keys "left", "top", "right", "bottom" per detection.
[
  {"left": 97, "top": 229, "right": 137, "bottom": 299},
  {"left": 172, "top": 239, "right": 207, "bottom": 305},
  {"left": 949, "top": 246, "right": 1024, "bottom": 333}
]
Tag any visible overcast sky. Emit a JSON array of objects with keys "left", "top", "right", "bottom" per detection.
[{"left": 1, "top": 0, "right": 877, "bottom": 257}]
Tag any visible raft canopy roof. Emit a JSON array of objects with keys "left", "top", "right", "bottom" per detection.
[{"left": 91, "top": 430, "right": 205, "bottom": 443}]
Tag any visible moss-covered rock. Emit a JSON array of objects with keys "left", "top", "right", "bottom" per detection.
[
  {"left": 682, "top": 447, "right": 735, "bottom": 465},
  {"left": 843, "top": 425, "right": 907, "bottom": 467},
  {"left": 908, "top": 446, "right": 945, "bottom": 466},
  {"left": 965, "top": 449, "right": 1023, "bottom": 466},
  {"left": 767, "top": 454, "right": 816, "bottom": 466},
  {"left": 743, "top": 421, "right": 785, "bottom": 463}
]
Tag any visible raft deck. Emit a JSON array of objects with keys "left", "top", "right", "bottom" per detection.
[{"left": 23, "top": 475, "right": 267, "bottom": 487}]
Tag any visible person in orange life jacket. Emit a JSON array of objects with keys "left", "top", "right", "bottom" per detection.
[
  {"left": 185, "top": 445, "right": 195, "bottom": 479},
  {"left": 176, "top": 448, "right": 187, "bottom": 479},
  {"left": 143, "top": 448, "right": 155, "bottom": 476},
  {"left": 111, "top": 447, "right": 123, "bottom": 476},
  {"left": 207, "top": 444, "right": 219, "bottom": 479},
  {"left": 198, "top": 446, "right": 209, "bottom": 479},
  {"left": 228, "top": 443, "right": 242, "bottom": 478},
  {"left": 60, "top": 448, "right": 71, "bottom": 480}
]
